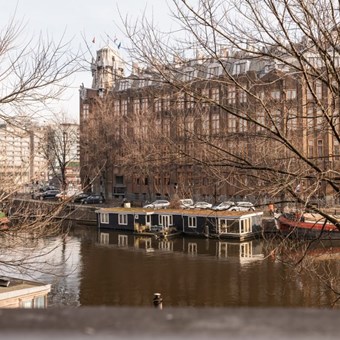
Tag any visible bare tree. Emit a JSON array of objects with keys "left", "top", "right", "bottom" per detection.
[
  {"left": 39, "top": 117, "right": 79, "bottom": 192},
  {"left": 0, "top": 13, "right": 82, "bottom": 276},
  {"left": 116, "top": 0, "right": 340, "bottom": 221}
]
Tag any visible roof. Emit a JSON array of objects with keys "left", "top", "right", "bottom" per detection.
[
  {"left": 96, "top": 207, "right": 263, "bottom": 218},
  {"left": 0, "top": 277, "right": 51, "bottom": 301}
]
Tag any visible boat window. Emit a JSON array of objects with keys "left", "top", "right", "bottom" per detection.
[
  {"left": 34, "top": 296, "right": 46, "bottom": 308},
  {"left": 188, "top": 216, "right": 197, "bottom": 228},
  {"left": 20, "top": 299, "right": 33, "bottom": 308},
  {"left": 158, "top": 214, "right": 173, "bottom": 226},
  {"left": 240, "top": 218, "right": 250, "bottom": 233},
  {"left": 219, "top": 218, "right": 240, "bottom": 234},
  {"left": 100, "top": 213, "right": 109, "bottom": 224},
  {"left": 118, "top": 214, "right": 128, "bottom": 225}
]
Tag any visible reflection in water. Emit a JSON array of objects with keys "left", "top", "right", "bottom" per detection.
[{"left": 2, "top": 225, "right": 340, "bottom": 308}]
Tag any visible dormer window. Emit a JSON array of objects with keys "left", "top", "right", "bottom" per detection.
[
  {"left": 208, "top": 66, "right": 220, "bottom": 78},
  {"left": 233, "top": 61, "right": 249, "bottom": 75}
]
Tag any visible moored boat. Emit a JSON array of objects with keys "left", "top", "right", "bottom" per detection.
[
  {"left": 95, "top": 207, "right": 263, "bottom": 240},
  {"left": 275, "top": 212, "right": 340, "bottom": 239}
]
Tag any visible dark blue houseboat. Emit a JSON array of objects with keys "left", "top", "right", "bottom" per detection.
[{"left": 96, "top": 207, "right": 263, "bottom": 240}]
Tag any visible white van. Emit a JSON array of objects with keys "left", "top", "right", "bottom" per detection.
[{"left": 179, "top": 199, "right": 194, "bottom": 209}]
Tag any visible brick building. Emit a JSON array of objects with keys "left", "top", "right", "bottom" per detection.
[{"left": 79, "top": 45, "right": 340, "bottom": 205}]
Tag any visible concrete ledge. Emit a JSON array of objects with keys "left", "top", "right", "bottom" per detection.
[{"left": 0, "top": 307, "right": 339, "bottom": 339}]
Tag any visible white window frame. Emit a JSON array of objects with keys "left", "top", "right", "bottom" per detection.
[
  {"left": 118, "top": 214, "right": 128, "bottom": 225},
  {"left": 100, "top": 213, "right": 109, "bottom": 224},
  {"left": 188, "top": 216, "right": 197, "bottom": 228},
  {"left": 158, "top": 214, "right": 173, "bottom": 226}
]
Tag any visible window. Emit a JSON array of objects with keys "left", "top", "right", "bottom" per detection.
[
  {"left": 287, "top": 110, "right": 298, "bottom": 130},
  {"left": 121, "top": 99, "right": 127, "bottom": 115},
  {"left": 133, "top": 98, "right": 140, "bottom": 114},
  {"left": 113, "top": 100, "right": 120, "bottom": 115},
  {"left": 286, "top": 89, "right": 296, "bottom": 100},
  {"left": 187, "top": 116, "right": 194, "bottom": 133},
  {"left": 227, "top": 86, "right": 236, "bottom": 104},
  {"left": 164, "top": 95, "right": 170, "bottom": 110},
  {"left": 118, "top": 214, "right": 128, "bottom": 225},
  {"left": 185, "top": 70, "right": 194, "bottom": 81},
  {"left": 307, "top": 86, "right": 314, "bottom": 100},
  {"left": 212, "top": 114, "right": 220, "bottom": 134},
  {"left": 256, "top": 111, "right": 265, "bottom": 131},
  {"left": 240, "top": 219, "right": 250, "bottom": 233},
  {"left": 271, "top": 90, "right": 281, "bottom": 100},
  {"left": 316, "top": 81, "right": 322, "bottom": 99},
  {"left": 211, "top": 88, "right": 219, "bottom": 103},
  {"left": 100, "top": 213, "right": 109, "bottom": 224},
  {"left": 188, "top": 216, "right": 197, "bottom": 228},
  {"left": 234, "top": 61, "right": 248, "bottom": 75},
  {"left": 158, "top": 214, "right": 173, "bottom": 225},
  {"left": 163, "top": 119, "right": 170, "bottom": 137},
  {"left": 201, "top": 88, "right": 209, "bottom": 107},
  {"left": 201, "top": 113, "right": 209, "bottom": 135},
  {"left": 317, "top": 139, "right": 323, "bottom": 157},
  {"left": 307, "top": 106, "right": 314, "bottom": 130},
  {"left": 228, "top": 115, "right": 236, "bottom": 133},
  {"left": 20, "top": 299, "right": 33, "bottom": 308},
  {"left": 177, "top": 93, "right": 185, "bottom": 109},
  {"left": 83, "top": 104, "right": 89, "bottom": 120},
  {"left": 239, "top": 114, "right": 248, "bottom": 132},
  {"left": 141, "top": 98, "right": 148, "bottom": 112},
  {"left": 209, "top": 66, "right": 220, "bottom": 78},
  {"left": 187, "top": 92, "right": 195, "bottom": 108},
  {"left": 34, "top": 296, "right": 46, "bottom": 308},
  {"left": 116, "top": 176, "right": 124, "bottom": 185},
  {"left": 316, "top": 109, "right": 323, "bottom": 129},
  {"left": 120, "top": 80, "right": 129, "bottom": 90},
  {"left": 239, "top": 90, "right": 247, "bottom": 103},
  {"left": 154, "top": 98, "right": 162, "bottom": 112}
]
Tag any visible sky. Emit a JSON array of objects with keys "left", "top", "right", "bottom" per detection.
[{"left": 1, "top": 0, "right": 176, "bottom": 122}]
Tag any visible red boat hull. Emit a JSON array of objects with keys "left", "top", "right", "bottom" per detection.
[{"left": 276, "top": 214, "right": 340, "bottom": 239}]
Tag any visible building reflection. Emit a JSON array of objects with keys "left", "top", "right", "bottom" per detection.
[{"left": 97, "top": 231, "right": 264, "bottom": 264}]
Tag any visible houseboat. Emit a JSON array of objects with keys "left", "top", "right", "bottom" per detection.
[
  {"left": 96, "top": 207, "right": 263, "bottom": 241},
  {"left": 0, "top": 277, "right": 51, "bottom": 308},
  {"left": 275, "top": 212, "right": 340, "bottom": 239}
]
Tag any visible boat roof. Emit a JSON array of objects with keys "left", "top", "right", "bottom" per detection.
[{"left": 96, "top": 207, "right": 263, "bottom": 218}]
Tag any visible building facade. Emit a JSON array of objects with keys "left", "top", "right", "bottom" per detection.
[
  {"left": 79, "top": 45, "right": 340, "bottom": 205},
  {"left": 0, "top": 119, "right": 48, "bottom": 192}
]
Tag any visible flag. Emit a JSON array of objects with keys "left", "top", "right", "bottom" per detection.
[{"left": 92, "top": 37, "right": 96, "bottom": 43}]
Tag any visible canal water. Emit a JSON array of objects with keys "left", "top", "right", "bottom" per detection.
[{"left": 4, "top": 225, "right": 340, "bottom": 308}]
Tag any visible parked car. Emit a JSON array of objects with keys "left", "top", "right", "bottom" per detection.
[
  {"left": 72, "top": 193, "right": 90, "bottom": 203},
  {"left": 80, "top": 194, "right": 105, "bottom": 204},
  {"left": 56, "top": 190, "right": 82, "bottom": 201},
  {"left": 36, "top": 189, "right": 60, "bottom": 200},
  {"left": 179, "top": 199, "right": 194, "bottom": 209},
  {"left": 212, "top": 201, "right": 235, "bottom": 211},
  {"left": 228, "top": 201, "right": 255, "bottom": 212},
  {"left": 143, "top": 200, "right": 170, "bottom": 209},
  {"left": 190, "top": 201, "right": 213, "bottom": 209}
]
